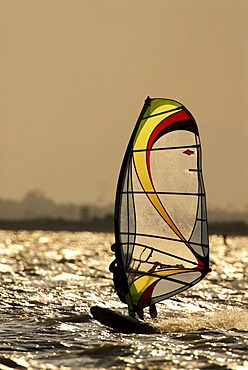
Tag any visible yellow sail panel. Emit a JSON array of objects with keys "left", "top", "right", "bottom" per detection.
[
  {"left": 133, "top": 100, "right": 183, "bottom": 148},
  {"left": 133, "top": 101, "right": 186, "bottom": 242},
  {"left": 129, "top": 269, "right": 187, "bottom": 303}
]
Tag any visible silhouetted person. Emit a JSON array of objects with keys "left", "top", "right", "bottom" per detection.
[
  {"left": 109, "top": 258, "right": 126, "bottom": 304},
  {"left": 223, "top": 234, "right": 228, "bottom": 245},
  {"left": 109, "top": 242, "right": 157, "bottom": 319}
]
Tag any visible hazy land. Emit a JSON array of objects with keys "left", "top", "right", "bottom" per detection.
[{"left": 0, "top": 190, "right": 248, "bottom": 236}]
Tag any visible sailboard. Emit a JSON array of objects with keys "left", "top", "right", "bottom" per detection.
[
  {"left": 90, "top": 306, "right": 158, "bottom": 334},
  {"left": 91, "top": 97, "right": 210, "bottom": 331}
]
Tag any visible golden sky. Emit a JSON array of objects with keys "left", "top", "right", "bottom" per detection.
[{"left": 1, "top": 0, "right": 247, "bottom": 209}]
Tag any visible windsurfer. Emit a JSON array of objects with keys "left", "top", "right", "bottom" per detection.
[
  {"left": 109, "top": 242, "right": 157, "bottom": 319},
  {"left": 109, "top": 257, "right": 127, "bottom": 304},
  {"left": 109, "top": 242, "right": 128, "bottom": 304}
]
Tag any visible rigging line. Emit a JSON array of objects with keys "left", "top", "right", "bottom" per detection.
[
  {"left": 122, "top": 191, "right": 205, "bottom": 196},
  {"left": 189, "top": 141, "right": 204, "bottom": 243},
  {"left": 132, "top": 258, "right": 186, "bottom": 269},
  {"left": 141, "top": 106, "right": 182, "bottom": 120},
  {"left": 127, "top": 269, "right": 198, "bottom": 287},
  {"left": 197, "top": 152, "right": 208, "bottom": 243},
  {"left": 120, "top": 231, "right": 209, "bottom": 248},
  {"left": 189, "top": 162, "right": 201, "bottom": 242},
  {"left": 135, "top": 249, "right": 145, "bottom": 271},
  {"left": 126, "top": 161, "right": 131, "bottom": 265},
  {"left": 132, "top": 258, "right": 155, "bottom": 264},
  {"left": 126, "top": 157, "right": 137, "bottom": 269},
  {"left": 121, "top": 242, "right": 198, "bottom": 266},
  {"left": 145, "top": 249, "right": 153, "bottom": 262},
  {"left": 132, "top": 144, "right": 200, "bottom": 153},
  {"left": 189, "top": 169, "right": 202, "bottom": 172}
]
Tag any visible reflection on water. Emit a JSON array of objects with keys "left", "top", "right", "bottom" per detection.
[{"left": 0, "top": 231, "right": 247, "bottom": 369}]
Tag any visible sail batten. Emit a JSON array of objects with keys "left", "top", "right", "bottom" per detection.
[
  {"left": 122, "top": 191, "right": 204, "bottom": 196},
  {"left": 120, "top": 231, "right": 208, "bottom": 248},
  {"left": 121, "top": 241, "right": 199, "bottom": 265},
  {"left": 113, "top": 97, "right": 210, "bottom": 314},
  {"left": 142, "top": 106, "right": 182, "bottom": 120},
  {"left": 133, "top": 144, "right": 200, "bottom": 152}
]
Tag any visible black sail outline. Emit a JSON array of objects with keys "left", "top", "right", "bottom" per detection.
[{"left": 113, "top": 97, "right": 210, "bottom": 313}]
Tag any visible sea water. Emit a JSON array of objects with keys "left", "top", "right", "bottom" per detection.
[{"left": 0, "top": 231, "right": 247, "bottom": 370}]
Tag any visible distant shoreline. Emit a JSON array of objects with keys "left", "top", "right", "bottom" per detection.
[
  {"left": 0, "top": 218, "right": 248, "bottom": 236},
  {"left": 0, "top": 217, "right": 114, "bottom": 233}
]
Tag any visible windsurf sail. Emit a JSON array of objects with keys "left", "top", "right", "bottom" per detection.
[{"left": 111, "top": 97, "right": 210, "bottom": 317}]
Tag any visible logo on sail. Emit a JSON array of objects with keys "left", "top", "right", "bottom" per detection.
[{"left": 183, "top": 149, "right": 194, "bottom": 156}]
